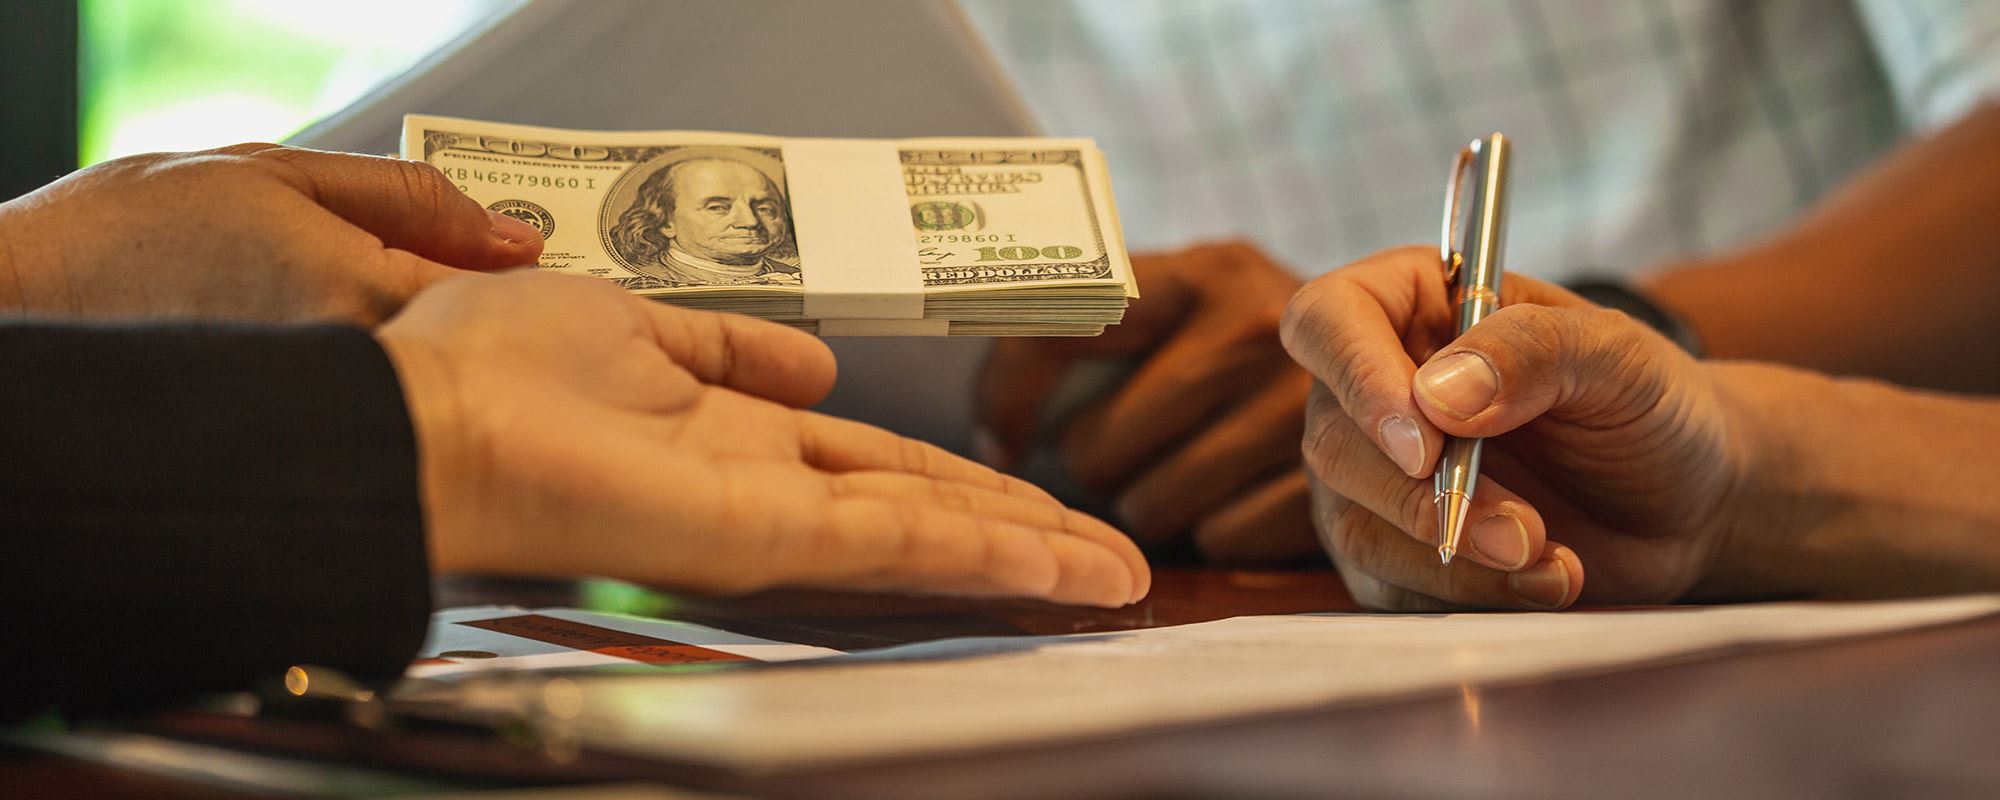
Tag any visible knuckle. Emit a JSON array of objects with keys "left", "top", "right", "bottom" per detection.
[
  {"left": 1479, "top": 304, "right": 1563, "bottom": 375},
  {"left": 886, "top": 500, "right": 928, "bottom": 559},
  {"left": 394, "top": 159, "right": 454, "bottom": 202},
  {"left": 1494, "top": 302, "right": 1564, "bottom": 343},
  {"left": 242, "top": 145, "right": 321, "bottom": 179},
  {"left": 930, "top": 479, "right": 977, "bottom": 515},
  {"left": 400, "top": 157, "right": 453, "bottom": 185},
  {"left": 823, "top": 473, "right": 861, "bottom": 502},
  {"left": 1278, "top": 278, "right": 1350, "bottom": 364},
  {"left": 1312, "top": 476, "right": 1440, "bottom": 608},
  {"left": 1493, "top": 304, "right": 1644, "bottom": 385},
  {"left": 139, "top": 150, "right": 236, "bottom": 179},
  {"left": 210, "top": 141, "right": 284, "bottom": 158},
  {"left": 1570, "top": 306, "right": 1672, "bottom": 413},
  {"left": 1299, "top": 386, "right": 1357, "bottom": 479},
  {"left": 1323, "top": 494, "right": 1381, "bottom": 564},
  {"left": 87, "top": 153, "right": 192, "bottom": 190},
  {"left": 227, "top": 146, "right": 319, "bottom": 192},
  {"left": 1572, "top": 305, "right": 1648, "bottom": 362},
  {"left": 90, "top": 151, "right": 165, "bottom": 172},
  {"left": 1546, "top": 305, "right": 1612, "bottom": 354},
  {"left": 708, "top": 312, "right": 745, "bottom": 387},
  {"left": 1574, "top": 304, "right": 1633, "bottom": 333},
  {"left": 1277, "top": 280, "right": 1325, "bottom": 351},
  {"left": 966, "top": 515, "right": 1005, "bottom": 575},
  {"left": 390, "top": 161, "right": 458, "bottom": 231},
  {"left": 897, "top": 436, "right": 937, "bottom": 475},
  {"left": 1331, "top": 343, "right": 1395, "bottom": 413},
  {"left": 1391, "top": 468, "right": 1436, "bottom": 542}
]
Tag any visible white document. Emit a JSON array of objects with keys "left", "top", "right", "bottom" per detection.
[
  {"left": 422, "top": 595, "right": 2000, "bottom": 770},
  {"left": 404, "top": 607, "right": 840, "bottom": 681}
]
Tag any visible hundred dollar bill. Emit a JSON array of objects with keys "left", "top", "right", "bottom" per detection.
[{"left": 401, "top": 114, "right": 1135, "bottom": 336}]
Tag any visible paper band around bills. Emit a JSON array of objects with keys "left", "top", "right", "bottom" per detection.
[{"left": 784, "top": 139, "right": 926, "bottom": 320}]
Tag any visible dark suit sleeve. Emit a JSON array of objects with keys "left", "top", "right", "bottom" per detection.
[{"left": 0, "top": 320, "right": 432, "bottom": 716}]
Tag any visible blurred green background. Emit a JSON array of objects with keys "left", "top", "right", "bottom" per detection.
[{"left": 79, "top": 0, "right": 521, "bottom": 166}]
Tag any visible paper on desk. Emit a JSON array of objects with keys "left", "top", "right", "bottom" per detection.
[
  {"left": 404, "top": 607, "right": 841, "bottom": 681},
  {"left": 417, "top": 594, "right": 2000, "bottom": 770}
]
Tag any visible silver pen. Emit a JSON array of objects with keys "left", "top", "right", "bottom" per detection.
[{"left": 1434, "top": 133, "right": 1513, "bottom": 565}]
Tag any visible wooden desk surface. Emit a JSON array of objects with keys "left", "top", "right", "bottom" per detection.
[{"left": 10, "top": 568, "right": 2000, "bottom": 799}]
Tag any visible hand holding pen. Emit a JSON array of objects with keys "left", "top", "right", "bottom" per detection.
[
  {"left": 1278, "top": 130, "right": 1732, "bottom": 612},
  {"left": 1434, "top": 134, "right": 1512, "bottom": 565}
]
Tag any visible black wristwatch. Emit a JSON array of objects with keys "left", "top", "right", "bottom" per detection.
[{"left": 1562, "top": 278, "right": 1705, "bottom": 358}]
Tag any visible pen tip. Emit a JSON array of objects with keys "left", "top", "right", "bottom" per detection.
[{"left": 1435, "top": 490, "right": 1471, "bottom": 567}]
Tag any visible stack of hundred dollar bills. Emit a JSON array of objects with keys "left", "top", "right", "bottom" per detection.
[{"left": 402, "top": 115, "right": 1135, "bottom": 336}]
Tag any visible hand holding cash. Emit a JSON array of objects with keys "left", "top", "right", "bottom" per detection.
[
  {"left": 0, "top": 143, "right": 544, "bottom": 324},
  {"left": 402, "top": 115, "right": 1136, "bottom": 336}
]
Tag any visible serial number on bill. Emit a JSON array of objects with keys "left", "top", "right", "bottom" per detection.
[
  {"left": 917, "top": 233, "right": 1018, "bottom": 244},
  {"left": 436, "top": 167, "right": 597, "bottom": 190}
]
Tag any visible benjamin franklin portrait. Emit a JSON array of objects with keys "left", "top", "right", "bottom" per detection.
[{"left": 608, "top": 147, "right": 801, "bottom": 287}]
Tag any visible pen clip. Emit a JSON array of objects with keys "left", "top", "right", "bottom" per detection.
[{"left": 1438, "top": 142, "right": 1478, "bottom": 286}]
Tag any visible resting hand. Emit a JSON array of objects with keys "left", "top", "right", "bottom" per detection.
[
  {"left": 0, "top": 144, "right": 542, "bottom": 324},
  {"left": 975, "top": 241, "right": 1318, "bottom": 563},
  {"left": 379, "top": 272, "right": 1150, "bottom": 606},
  {"left": 1281, "top": 247, "right": 1745, "bottom": 610}
]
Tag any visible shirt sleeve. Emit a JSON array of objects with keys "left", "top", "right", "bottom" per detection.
[
  {"left": 0, "top": 321, "right": 432, "bottom": 717},
  {"left": 1854, "top": 0, "right": 2000, "bottom": 130}
]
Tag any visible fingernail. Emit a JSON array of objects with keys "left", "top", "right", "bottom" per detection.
[
  {"left": 1416, "top": 352, "right": 1498, "bottom": 418},
  {"left": 1377, "top": 415, "right": 1427, "bottom": 477},
  {"left": 1469, "top": 514, "right": 1529, "bottom": 570},
  {"left": 972, "top": 428, "right": 1011, "bottom": 471},
  {"left": 1507, "top": 558, "right": 1571, "bottom": 608},
  {"left": 488, "top": 209, "right": 543, "bottom": 244}
]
